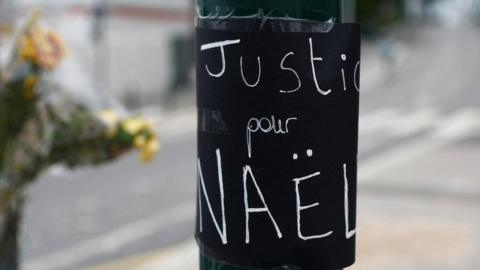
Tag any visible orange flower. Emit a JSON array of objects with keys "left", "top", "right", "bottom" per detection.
[{"left": 19, "top": 25, "right": 67, "bottom": 70}]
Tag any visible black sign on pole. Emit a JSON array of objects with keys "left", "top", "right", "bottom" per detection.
[{"left": 196, "top": 24, "right": 360, "bottom": 270}]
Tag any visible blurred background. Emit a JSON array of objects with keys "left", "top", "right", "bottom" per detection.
[{"left": 1, "top": 0, "right": 479, "bottom": 269}]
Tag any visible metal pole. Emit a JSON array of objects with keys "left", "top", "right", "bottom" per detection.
[
  {"left": 92, "top": 0, "right": 109, "bottom": 107},
  {"left": 342, "top": 0, "right": 356, "bottom": 22},
  {"left": 196, "top": 1, "right": 353, "bottom": 269}
]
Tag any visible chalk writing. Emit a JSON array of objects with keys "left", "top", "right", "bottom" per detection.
[
  {"left": 197, "top": 149, "right": 227, "bottom": 244},
  {"left": 243, "top": 165, "right": 283, "bottom": 244},
  {"left": 279, "top": 52, "right": 301, "bottom": 93},
  {"left": 201, "top": 39, "right": 241, "bottom": 78},
  {"left": 197, "top": 149, "right": 356, "bottom": 242},
  {"left": 240, "top": 56, "right": 262, "bottom": 87},
  {"left": 344, "top": 163, "right": 356, "bottom": 239},
  {"left": 246, "top": 116, "right": 297, "bottom": 158},
  {"left": 293, "top": 171, "right": 333, "bottom": 240},
  {"left": 199, "top": 38, "right": 360, "bottom": 95}
]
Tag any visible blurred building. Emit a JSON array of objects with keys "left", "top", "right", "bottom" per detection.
[{"left": 1, "top": 0, "right": 194, "bottom": 109}]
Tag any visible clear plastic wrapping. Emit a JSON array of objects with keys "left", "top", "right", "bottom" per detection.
[{"left": 195, "top": 2, "right": 340, "bottom": 32}]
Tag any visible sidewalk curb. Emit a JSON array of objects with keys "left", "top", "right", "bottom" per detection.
[{"left": 88, "top": 240, "right": 197, "bottom": 270}]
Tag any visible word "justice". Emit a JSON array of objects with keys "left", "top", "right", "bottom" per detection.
[
  {"left": 197, "top": 149, "right": 356, "bottom": 244},
  {"left": 200, "top": 39, "right": 360, "bottom": 94}
]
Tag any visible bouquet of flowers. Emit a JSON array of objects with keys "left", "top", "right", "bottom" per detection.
[{"left": 0, "top": 11, "right": 159, "bottom": 269}]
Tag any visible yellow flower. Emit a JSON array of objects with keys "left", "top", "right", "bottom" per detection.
[
  {"left": 134, "top": 135, "right": 146, "bottom": 148},
  {"left": 19, "top": 25, "right": 67, "bottom": 70},
  {"left": 139, "top": 138, "right": 160, "bottom": 163},
  {"left": 97, "top": 110, "right": 118, "bottom": 124},
  {"left": 115, "top": 116, "right": 159, "bottom": 162},
  {"left": 121, "top": 117, "right": 148, "bottom": 135},
  {"left": 96, "top": 110, "right": 119, "bottom": 138},
  {"left": 23, "top": 75, "right": 38, "bottom": 99},
  {"left": 19, "top": 37, "right": 36, "bottom": 61}
]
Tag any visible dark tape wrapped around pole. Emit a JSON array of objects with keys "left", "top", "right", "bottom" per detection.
[{"left": 195, "top": 23, "right": 360, "bottom": 270}]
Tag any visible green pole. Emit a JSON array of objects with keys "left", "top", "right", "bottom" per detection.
[
  {"left": 196, "top": 1, "right": 349, "bottom": 269},
  {"left": 342, "top": 0, "right": 356, "bottom": 22}
]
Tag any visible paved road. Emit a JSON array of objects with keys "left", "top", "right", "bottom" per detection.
[{"left": 20, "top": 23, "right": 480, "bottom": 270}]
